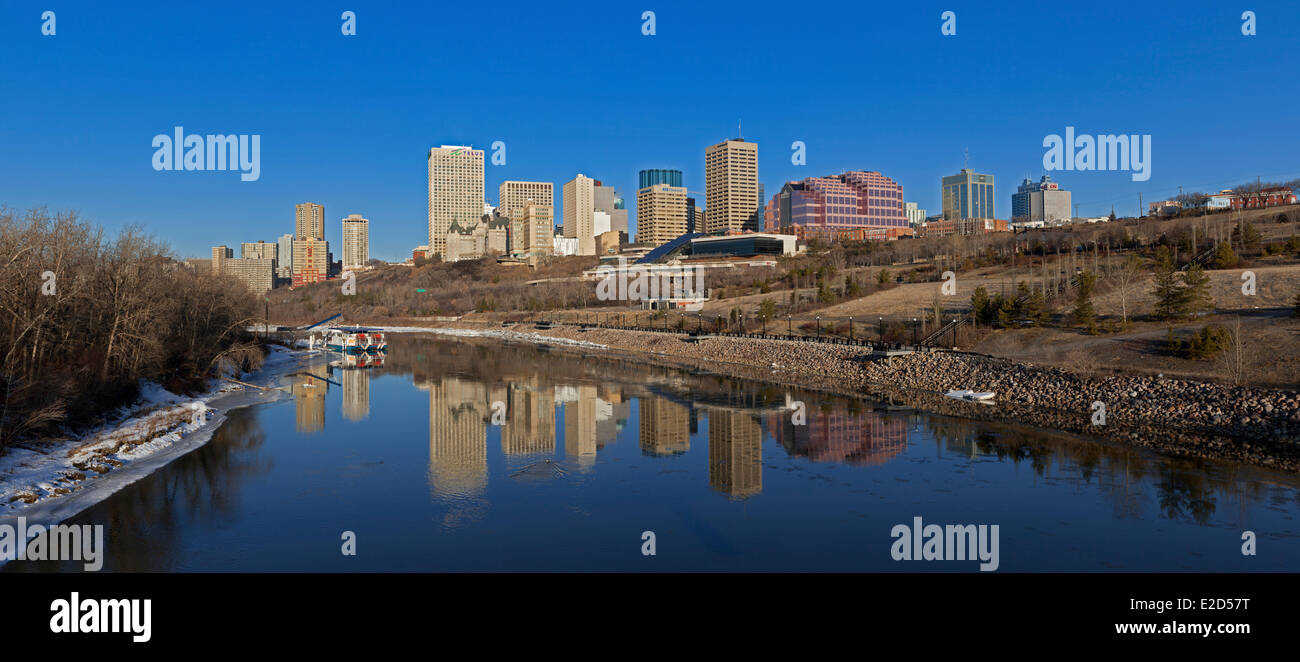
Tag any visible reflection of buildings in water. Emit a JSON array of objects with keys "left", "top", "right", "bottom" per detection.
[
  {"left": 595, "top": 389, "right": 630, "bottom": 449},
  {"left": 428, "top": 377, "right": 489, "bottom": 497},
  {"left": 708, "top": 410, "right": 763, "bottom": 498},
  {"left": 563, "top": 384, "right": 598, "bottom": 466},
  {"left": 639, "top": 396, "right": 691, "bottom": 456},
  {"left": 340, "top": 366, "right": 370, "bottom": 422},
  {"left": 502, "top": 383, "right": 556, "bottom": 456},
  {"left": 292, "top": 363, "right": 329, "bottom": 434},
  {"left": 765, "top": 409, "right": 908, "bottom": 466}
]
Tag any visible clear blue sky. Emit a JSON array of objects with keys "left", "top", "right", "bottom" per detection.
[{"left": 2, "top": 0, "right": 1298, "bottom": 261}]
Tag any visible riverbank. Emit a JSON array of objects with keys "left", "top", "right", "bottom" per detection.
[
  {"left": 0, "top": 345, "right": 314, "bottom": 532},
  {"left": 381, "top": 322, "right": 1300, "bottom": 473}
]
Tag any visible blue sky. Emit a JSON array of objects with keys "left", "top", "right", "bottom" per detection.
[{"left": 2, "top": 0, "right": 1298, "bottom": 261}]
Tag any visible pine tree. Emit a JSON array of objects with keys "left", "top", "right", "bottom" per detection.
[
  {"left": 1072, "top": 271, "right": 1098, "bottom": 333},
  {"left": 1151, "top": 246, "right": 1185, "bottom": 321},
  {"left": 1213, "top": 241, "right": 1238, "bottom": 269},
  {"left": 971, "top": 286, "right": 991, "bottom": 325},
  {"left": 1181, "top": 262, "right": 1214, "bottom": 316}
]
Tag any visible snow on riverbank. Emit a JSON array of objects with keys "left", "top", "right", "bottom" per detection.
[
  {"left": 377, "top": 325, "right": 608, "bottom": 349},
  {"left": 0, "top": 345, "right": 310, "bottom": 531}
]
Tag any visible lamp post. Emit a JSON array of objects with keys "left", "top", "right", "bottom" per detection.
[
  {"left": 912, "top": 317, "right": 918, "bottom": 346},
  {"left": 816, "top": 315, "right": 821, "bottom": 339},
  {"left": 787, "top": 314, "right": 792, "bottom": 337},
  {"left": 849, "top": 316, "right": 853, "bottom": 341}
]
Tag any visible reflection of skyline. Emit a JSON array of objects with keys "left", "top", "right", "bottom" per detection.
[
  {"left": 341, "top": 366, "right": 370, "bottom": 422},
  {"left": 764, "top": 409, "right": 908, "bottom": 466},
  {"left": 708, "top": 410, "right": 763, "bottom": 499},
  {"left": 292, "top": 363, "right": 329, "bottom": 434},
  {"left": 640, "top": 397, "right": 690, "bottom": 456},
  {"left": 428, "top": 377, "right": 489, "bottom": 497}
]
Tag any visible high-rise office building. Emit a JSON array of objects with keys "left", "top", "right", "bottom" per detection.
[
  {"left": 686, "top": 197, "right": 701, "bottom": 234},
  {"left": 341, "top": 214, "right": 369, "bottom": 269},
  {"left": 942, "top": 168, "right": 995, "bottom": 220},
  {"left": 1011, "top": 175, "right": 1072, "bottom": 225},
  {"left": 704, "top": 138, "right": 759, "bottom": 234},
  {"left": 593, "top": 182, "right": 628, "bottom": 239},
  {"left": 639, "top": 169, "right": 683, "bottom": 190},
  {"left": 295, "top": 203, "right": 325, "bottom": 240},
  {"left": 766, "top": 171, "right": 907, "bottom": 241},
  {"left": 635, "top": 183, "right": 688, "bottom": 246},
  {"left": 497, "top": 181, "right": 554, "bottom": 222},
  {"left": 563, "top": 174, "right": 596, "bottom": 256},
  {"left": 427, "top": 145, "right": 485, "bottom": 259},
  {"left": 510, "top": 202, "right": 554, "bottom": 258}
]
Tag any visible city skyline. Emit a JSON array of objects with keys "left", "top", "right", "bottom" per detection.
[{"left": 4, "top": 1, "right": 1298, "bottom": 261}]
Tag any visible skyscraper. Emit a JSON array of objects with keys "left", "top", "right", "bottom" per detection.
[
  {"left": 427, "top": 145, "right": 485, "bottom": 259},
  {"left": 639, "top": 169, "right": 683, "bottom": 190},
  {"left": 941, "top": 168, "right": 995, "bottom": 220},
  {"left": 341, "top": 214, "right": 369, "bottom": 269},
  {"left": 497, "top": 181, "right": 554, "bottom": 221},
  {"left": 295, "top": 203, "right": 325, "bottom": 240},
  {"left": 704, "top": 138, "right": 759, "bottom": 234},
  {"left": 635, "top": 183, "right": 688, "bottom": 246},
  {"left": 562, "top": 174, "right": 596, "bottom": 256}
]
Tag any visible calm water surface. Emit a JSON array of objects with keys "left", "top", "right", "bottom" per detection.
[{"left": 11, "top": 335, "right": 1300, "bottom": 571}]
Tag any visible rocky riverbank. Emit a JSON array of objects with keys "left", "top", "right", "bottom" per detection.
[{"left": 396, "top": 322, "right": 1300, "bottom": 472}]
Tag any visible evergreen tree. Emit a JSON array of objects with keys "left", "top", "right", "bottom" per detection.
[
  {"left": 1181, "top": 262, "right": 1214, "bottom": 316},
  {"left": 1213, "top": 241, "right": 1238, "bottom": 269},
  {"left": 1072, "top": 271, "right": 1098, "bottom": 333},
  {"left": 971, "top": 286, "right": 991, "bottom": 325},
  {"left": 1151, "top": 246, "right": 1185, "bottom": 321}
]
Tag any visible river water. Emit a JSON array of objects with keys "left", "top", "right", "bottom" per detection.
[{"left": 10, "top": 335, "right": 1300, "bottom": 572}]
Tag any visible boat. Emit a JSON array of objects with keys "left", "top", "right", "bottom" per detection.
[
  {"left": 944, "top": 390, "right": 996, "bottom": 404},
  {"left": 324, "top": 327, "right": 388, "bottom": 355}
]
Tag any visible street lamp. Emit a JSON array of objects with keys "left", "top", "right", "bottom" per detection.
[
  {"left": 912, "top": 317, "right": 918, "bottom": 346},
  {"left": 849, "top": 316, "right": 853, "bottom": 341},
  {"left": 816, "top": 315, "right": 821, "bottom": 339},
  {"left": 787, "top": 314, "right": 792, "bottom": 336}
]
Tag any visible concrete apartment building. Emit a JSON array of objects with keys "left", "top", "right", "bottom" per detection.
[
  {"left": 704, "top": 138, "right": 760, "bottom": 234},
  {"left": 563, "top": 174, "right": 597, "bottom": 256},
  {"left": 635, "top": 183, "right": 688, "bottom": 246},
  {"left": 225, "top": 258, "right": 275, "bottom": 294},
  {"left": 941, "top": 169, "right": 995, "bottom": 220},
  {"left": 276, "top": 234, "right": 294, "bottom": 279},
  {"left": 292, "top": 202, "right": 329, "bottom": 286},
  {"left": 341, "top": 214, "right": 369, "bottom": 270},
  {"left": 1011, "top": 175, "right": 1072, "bottom": 225},
  {"left": 211, "top": 245, "right": 233, "bottom": 274},
  {"left": 509, "top": 202, "right": 554, "bottom": 258},
  {"left": 292, "top": 239, "right": 329, "bottom": 286},
  {"left": 295, "top": 203, "right": 325, "bottom": 241},
  {"left": 427, "top": 145, "right": 485, "bottom": 259}
]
